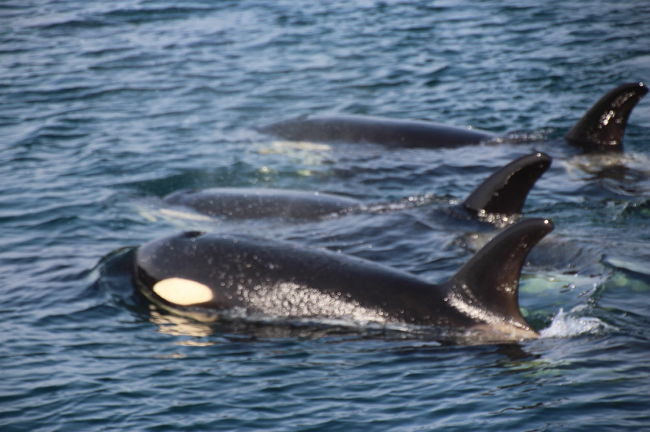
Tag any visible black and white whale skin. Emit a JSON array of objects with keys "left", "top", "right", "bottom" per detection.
[
  {"left": 164, "top": 152, "right": 551, "bottom": 222},
  {"left": 260, "top": 82, "right": 648, "bottom": 153},
  {"left": 134, "top": 218, "right": 553, "bottom": 343}
]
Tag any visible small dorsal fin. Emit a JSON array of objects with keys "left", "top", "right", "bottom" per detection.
[
  {"left": 444, "top": 219, "right": 553, "bottom": 330},
  {"left": 565, "top": 82, "right": 648, "bottom": 152},
  {"left": 462, "top": 152, "right": 551, "bottom": 217}
]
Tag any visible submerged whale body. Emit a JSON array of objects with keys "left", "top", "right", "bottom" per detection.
[
  {"left": 164, "top": 152, "right": 551, "bottom": 223},
  {"left": 134, "top": 218, "right": 553, "bottom": 343},
  {"left": 260, "top": 83, "right": 648, "bottom": 152},
  {"left": 164, "top": 187, "right": 358, "bottom": 220}
]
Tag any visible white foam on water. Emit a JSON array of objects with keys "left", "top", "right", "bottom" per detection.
[{"left": 539, "top": 306, "right": 611, "bottom": 338}]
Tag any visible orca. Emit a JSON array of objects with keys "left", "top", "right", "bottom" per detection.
[
  {"left": 164, "top": 152, "right": 550, "bottom": 223},
  {"left": 260, "top": 82, "right": 647, "bottom": 152},
  {"left": 134, "top": 218, "right": 553, "bottom": 343},
  {"left": 164, "top": 187, "right": 358, "bottom": 220}
]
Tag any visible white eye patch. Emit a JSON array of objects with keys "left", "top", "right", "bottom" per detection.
[{"left": 153, "top": 278, "right": 214, "bottom": 306}]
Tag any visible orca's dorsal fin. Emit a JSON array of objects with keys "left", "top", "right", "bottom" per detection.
[
  {"left": 565, "top": 82, "right": 648, "bottom": 152},
  {"left": 462, "top": 153, "right": 551, "bottom": 218},
  {"left": 444, "top": 219, "right": 553, "bottom": 331}
]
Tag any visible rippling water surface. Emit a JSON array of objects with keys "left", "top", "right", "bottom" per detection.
[{"left": 2, "top": 1, "right": 650, "bottom": 430}]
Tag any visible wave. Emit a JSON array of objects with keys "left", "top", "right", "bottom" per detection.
[{"left": 539, "top": 306, "right": 612, "bottom": 338}]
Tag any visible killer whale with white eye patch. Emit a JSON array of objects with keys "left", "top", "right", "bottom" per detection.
[
  {"left": 260, "top": 82, "right": 647, "bottom": 153},
  {"left": 163, "top": 152, "right": 551, "bottom": 225},
  {"left": 134, "top": 218, "right": 553, "bottom": 343}
]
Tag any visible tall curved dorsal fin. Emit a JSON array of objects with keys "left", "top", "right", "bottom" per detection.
[
  {"left": 462, "top": 152, "right": 551, "bottom": 217},
  {"left": 565, "top": 82, "right": 648, "bottom": 152},
  {"left": 444, "top": 219, "right": 553, "bottom": 331}
]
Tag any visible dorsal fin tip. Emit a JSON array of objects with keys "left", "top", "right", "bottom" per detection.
[
  {"left": 446, "top": 218, "right": 553, "bottom": 330},
  {"left": 565, "top": 82, "right": 648, "bottom": 152},
  {"left": 462, "top": 152, "right": 552, "bottom": 217}
]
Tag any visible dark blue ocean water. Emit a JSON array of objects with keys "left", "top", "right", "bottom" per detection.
[{"left": 2, "top": 0, "right": 650, "bottom": 430}]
